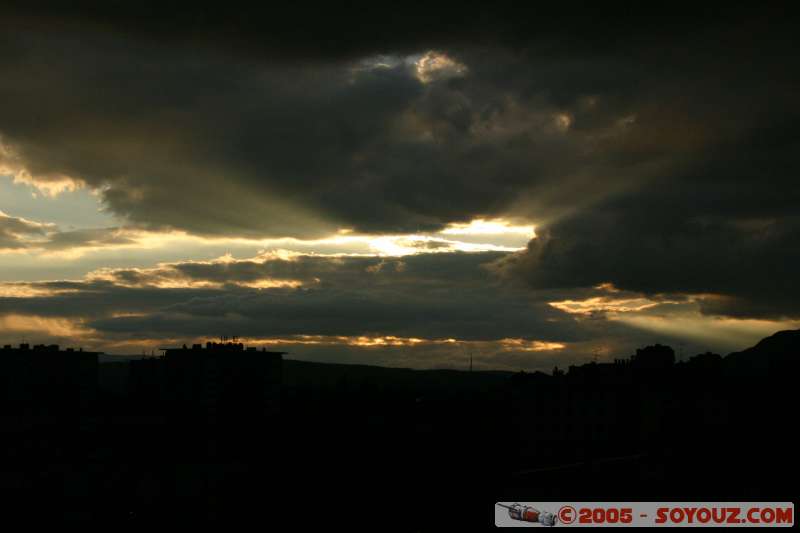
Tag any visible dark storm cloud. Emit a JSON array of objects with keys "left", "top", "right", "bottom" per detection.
[
  {"left": 1, "top": 3, "right": 766, "bottom": 62},
  {"left": 102, "top": 252, "right": 507, "bottom": 289},
  {"left": 0, "top": 252, "right": 587, "bottom": 343},
  {"left": 485, "top": 36, "right": 800, "bottom": 318},
  {"left": 0, "top": 281, "right": 223, "bottom": 319},
  {"left": 493, "top": 189, "right": 800, "bottom": 320},
  {"left": 1, "top": 5, "right": 798, "bottom": 321},
  {"left": 85, "top": 287, "right": 567, "bottom": 342},
  {"left": 488, "top": 47, "right": 800, "bottom": 322},
  {"left": 0, "top": 7, "right": 792, "bottom": 239}
]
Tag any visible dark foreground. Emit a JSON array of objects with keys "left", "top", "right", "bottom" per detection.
[{"left": 1, "top": 332, "right": 798, "bottom": 527}]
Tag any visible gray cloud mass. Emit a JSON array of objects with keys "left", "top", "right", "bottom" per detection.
[{"left": 0, "top": 4, "right": 798, "bottom": 363}]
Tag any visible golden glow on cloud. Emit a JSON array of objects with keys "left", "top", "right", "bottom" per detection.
[
  {"left": 553, "top": 113, "right": 573, "bottom": 132},
  {"left": 440, "top": 218, "right": 536, "bottom": 238},
  {"left": 351, "top": 51, "right": 467, "bottom": 86},
  {"left": 549, "top": 283, "right": 685, "bottom": 316},
  {"left": 413, "top": 51, "right": 468, "bottom": 83},
  {"left": 549, "top": 296, "right": 662, "bottom": 315},
  {"left": 0, "top": 314, "right": 94, "bottom": 339},
  {"left": 237, "top": 335, "right": 565, "bottom": 352},
  {"left": 12, "top": 173, "right": 81, "bottom": 197},
  {"left": 0, "top": 283, "right": 77, "bottom": 298},
  {"left": 237, "top": 279, "right": 305, "bottom": 290},
  {"left": 0, "top": 141, "right": 82, "bottom": 197},
  {"left": 497, "top": 338, "right": 567, "bottom": 352}
]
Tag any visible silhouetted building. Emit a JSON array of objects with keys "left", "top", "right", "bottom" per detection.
[
  {"left": 0, "top": 343, "right": 99, "bottom": 415},
  {"left": 631, "top": 343, "right": 675, "bottom": 371},
  {"left": 511, "top": 344, "right": 684, "bottom": 461},
  {"left": 132, "top": 342, "right": 285, "bottom": 425},
  {"left": 129, "top": 356, "right": 166, "bottom": 406},
  {"left": 680, "top": 351, "right": 723, "bottom": 377}
]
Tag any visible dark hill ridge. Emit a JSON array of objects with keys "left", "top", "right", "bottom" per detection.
[
  {"left": 283, "top": 358, "right": 512, "bottom": 390},
  {"left": 723, "top": 329, "right": 800, "bottom": 377},
  {"left": 729, "top": 328, "right": 800, "bottom": 357},
  {"left": 96, "top": 356, "right": 514, "bottom": 397}
]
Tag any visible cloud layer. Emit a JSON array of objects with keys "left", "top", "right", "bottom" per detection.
[
  {"left": 0, "top": 6, "right": 798, "bottom": 365},
  {"left": 5, "top": 11, "right": 792, "bottom": 240}
]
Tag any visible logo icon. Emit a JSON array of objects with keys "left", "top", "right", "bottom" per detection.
[{"left": 496, "top": 503, "right": 558, "bottom": 527}]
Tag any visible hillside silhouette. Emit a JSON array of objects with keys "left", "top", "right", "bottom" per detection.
[
  {"left": 0, "top": 331, "right": 797, "bottom": 526},
  {"left": 724, "top": 329, "right": 800, "bottom": 377}
]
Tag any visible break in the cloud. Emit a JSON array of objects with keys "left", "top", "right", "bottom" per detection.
[
  {"left": 0, "top": 5, "right": 798, "bottom": 366},
  {"left": 0, "top": 197, "right": 532, "bottom": 265}
]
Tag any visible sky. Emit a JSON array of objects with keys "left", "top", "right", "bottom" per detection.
[{"left": 0, "top": 4, "right": 798, "bottom": 370}]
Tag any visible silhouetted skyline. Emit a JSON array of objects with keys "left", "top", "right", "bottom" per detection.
[{"left": 0, "top": 328, "right": 796, "bottom": 524}]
